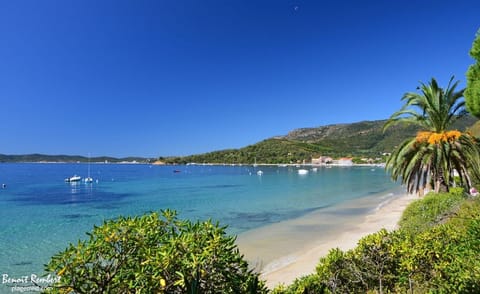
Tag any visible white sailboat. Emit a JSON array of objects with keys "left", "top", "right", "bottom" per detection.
[{"left": 84, "top": 154, "right": 93, "bottom": 183}]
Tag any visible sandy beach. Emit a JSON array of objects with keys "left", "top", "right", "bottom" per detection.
[{"left": 236, "top": 191, "right": 416, "bottom": 289}]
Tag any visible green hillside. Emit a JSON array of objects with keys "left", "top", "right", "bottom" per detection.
[
  {"left": 164, "top": 139, "right": 330, "bottom": 165},
  {"left": 164, "top": 116, "right": 478, "bottom": 164},
  {"left": 468, "top": 120, "right": 480, "bottom": 137}
]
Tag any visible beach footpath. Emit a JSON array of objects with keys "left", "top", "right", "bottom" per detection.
[{"left": 236, "top": 192, "right": 416, "bottom": 289}]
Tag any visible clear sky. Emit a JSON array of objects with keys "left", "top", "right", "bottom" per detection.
[{"left": 1, "top": 1, "right": 479, "bottom": 158}]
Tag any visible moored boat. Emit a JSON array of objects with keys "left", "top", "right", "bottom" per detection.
[
  {"left": 84, "top": 154, "right": 94, "bottom": 183},
  {"left": 65, "top": 175, "right": 82, "bottom": 182}
]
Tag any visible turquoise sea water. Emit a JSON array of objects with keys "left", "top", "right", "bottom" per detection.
[{"left": 0, "top": 163, "right": 400, "bottom": 289}]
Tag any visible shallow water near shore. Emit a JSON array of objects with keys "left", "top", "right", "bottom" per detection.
[
  {"left": 0, "top": 163, "right": 399, "bottom": 287},
  {"left": 236, "top": 186, "right": 405, "bottom": 274}
]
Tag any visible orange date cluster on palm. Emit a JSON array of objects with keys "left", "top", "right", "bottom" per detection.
[{"left": 415, "top": 130, "right": 462, "bottom": 145}]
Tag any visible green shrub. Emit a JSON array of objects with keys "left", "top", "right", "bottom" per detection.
[
  {"left": 272, "top": 247, "right": 354, "bottom": 294},
  {"left": 395, "top": 219, "right": 480, "bottom": 292},
  {"left": 391, "top": 196, "right": 480, "bottom": 293},
  {"left": 350, "top": 229, "right": 399, "bottom": 292},
  {"left": 44, "top": 210, "right": 267, "bottom": 294},
  {"left": 315, "top": 248, "right": 353, "bottom": 293},
  {"left": 398, "top": 188, "right": 466, "bottom": 236},
  {"left": 273, "top": 274, "right": 326, "bottom": 294},
  {"left": 313, "top": 229, "right": 400, "bottom": 293}
]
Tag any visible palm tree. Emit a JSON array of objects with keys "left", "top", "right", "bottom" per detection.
[{"left": 384, "top": 77, "right": 480, "bottom": 194}]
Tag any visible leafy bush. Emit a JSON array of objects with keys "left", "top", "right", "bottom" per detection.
[
  {"left": 44, "top": 210, "right": 267, "bottom": 294},
  {"left": 395, "top": 222, "right": 480, "bottom": 293},
  {"left": 312, "top": 230, "right": 399, "bottom": 294},
  {"left": 315, "top": 248, "right": 353, "bottom": 293},
  {"left": 350, "top": 229, "right": 399, "bottom": 292},
  {"left": 272, "top": 274, "right": 326, "bottom": 294},
  {"left": 395, "top": 196, "right": 480, "bottom": 293},
  {"left": 398, "top": 187, "right": 466, "bottom": 236}
]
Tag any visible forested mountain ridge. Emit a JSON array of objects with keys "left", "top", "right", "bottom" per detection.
[
  {"left": 164, "top": 116, "right": 478, "bottom": 164},
  {"left": 283, "top": 116, "right": 477, "bottom": 143}
]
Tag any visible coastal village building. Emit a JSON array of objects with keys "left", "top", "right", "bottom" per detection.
[
  {"left": 311, "top": 156, "right": 333, "bottom": 165},
  {"left": 311, "top": 156, "right": 354, "bottom": 166},
  {"left": 336, "top": 157, "right": 353, "bottom": 166}
]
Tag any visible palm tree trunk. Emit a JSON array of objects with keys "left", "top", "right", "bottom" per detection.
[{"left": 434, "top": 171, "right": 449, "bottom": 193}]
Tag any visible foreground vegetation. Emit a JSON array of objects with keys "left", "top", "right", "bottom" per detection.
[
  {"left": 273, "top": 189, "right": 480, "bottom": 293},
  {"left": 44, "top": 210, "right": 267, "bottom": 293}
]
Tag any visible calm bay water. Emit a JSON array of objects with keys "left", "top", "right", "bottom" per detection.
[{"left": 0, "top": 163, "right": 400, "bottom": 284}]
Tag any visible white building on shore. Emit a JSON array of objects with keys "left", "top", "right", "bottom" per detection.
[
  {"left": 311, "top": 156, "right": 333, "bottom": 165},
  {"left": 335, "top": 157, "right": 353, "bottom": 166}
]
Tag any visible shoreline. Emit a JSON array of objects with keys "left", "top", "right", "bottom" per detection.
[
  {"left": 236, "top": 191, "right": 416, "bottom": 289},
  {"left": 183, "top": 162, "right": 385, "bottom": 167}
]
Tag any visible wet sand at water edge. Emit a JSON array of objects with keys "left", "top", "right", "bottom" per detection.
[{"left": 236, "top": 191, "right": 416, "bottom": 289}]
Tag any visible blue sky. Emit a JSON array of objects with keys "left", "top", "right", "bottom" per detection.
[{"left": 1, "top": 1, "right": 479, "bottom": 158}]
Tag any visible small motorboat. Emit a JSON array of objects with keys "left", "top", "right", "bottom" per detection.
[
  {"left": 65, "top": 175, "right": 82, "bottom": 182},
  {"left": 84, "top": 177, "right": 93, "bottom": 183},
  {"left": 257, "top": 170, "right": 264, "bottom": 176},
  {"left": 298, "top": 169, "right": 309, "bottom": 175}
]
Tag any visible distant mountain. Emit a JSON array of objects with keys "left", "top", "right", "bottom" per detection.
[
  {"left": 164, "top": 115, "right": 478, "bottom": 164},
  {"left": 0, "top": 153, "right": 153, "bottom": 163},
  {"left": 281, "top": 116, "right": 476, "bottom": 156}
]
